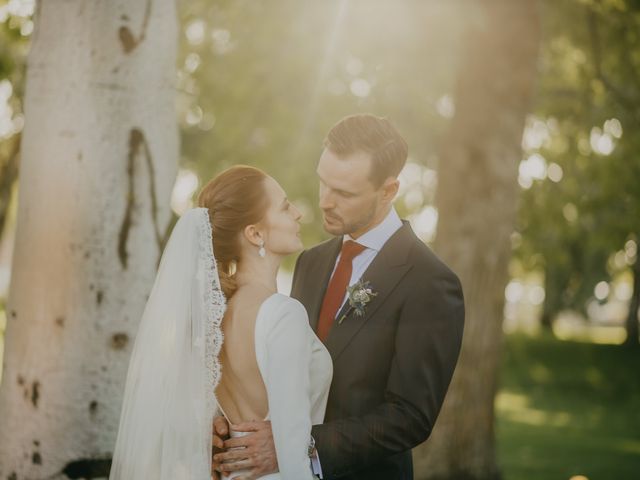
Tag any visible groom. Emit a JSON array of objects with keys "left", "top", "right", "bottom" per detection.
[{"left": 213, "top": 114, "right": 464, "bottom": 479}]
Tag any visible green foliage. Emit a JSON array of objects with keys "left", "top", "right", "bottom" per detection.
[
  {"left": 0, "top": 3, "right": 30, "bottom": 109},
  {"left": 176, "top": 0, "right": 468, "bottom": 247},
  {"left": 515, "top": 0, "right": 640, "bottom": 318},
  {"left": 0, "top": 4, "right": 31, "bottom": 244}
]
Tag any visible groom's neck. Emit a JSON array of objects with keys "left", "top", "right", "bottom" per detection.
[{"left": 348, "top": 204, "right": 393, "bottom": 240}]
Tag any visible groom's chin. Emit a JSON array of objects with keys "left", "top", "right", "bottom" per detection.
[{"left": 322, "top": 219, "right": 343, "bottom": 236}]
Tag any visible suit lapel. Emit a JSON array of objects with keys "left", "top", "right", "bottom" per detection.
[
  {"left": 324, "top": 222, "right": 414, "bottom": 362},
  {"left": 306, "top": 237, "right": 342, "bottom": 331}
]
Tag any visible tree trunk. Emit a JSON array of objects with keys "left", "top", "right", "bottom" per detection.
[
  {"left": 413, "top": 1, "right": 540, "bottom": 479},
  {"left": 0, "top": 1, "right": 178, "bottom": 478},
  {"left": 540, "top": 265, "right": 570, "bottom": 332},
  {"left": 624, "top": 255, "right": 640, "bottom": 347},
  {"left": 540, "top": 272, "right": 556, "bottom": 330}
]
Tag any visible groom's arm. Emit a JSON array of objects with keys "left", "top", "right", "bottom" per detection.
[{"left": 311, "top": 268, "right": 465, "bottom": 479}]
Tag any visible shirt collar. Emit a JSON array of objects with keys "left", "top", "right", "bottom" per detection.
[{"left": 343, "top": 206, "right": 402, "bottom": 252}]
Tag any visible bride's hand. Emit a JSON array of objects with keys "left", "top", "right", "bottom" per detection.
[
  {"left": 211, "top": 415, "right": 230, "bottom": 479},
  {"left": 213, "top": 420, "right": 278, "bottom": 480}
]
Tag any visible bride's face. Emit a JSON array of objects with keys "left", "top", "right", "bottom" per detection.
[{"left": 260, "top": 176, "right": 303, "bottom": 256}]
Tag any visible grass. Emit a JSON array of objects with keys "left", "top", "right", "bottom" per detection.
[{"left": 497, "top": 332, "right": 640, "bottom": 480}]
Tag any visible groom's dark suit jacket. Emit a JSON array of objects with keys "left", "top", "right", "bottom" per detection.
[{"left": 291, "top": 221, "right": 464, "bottom": 480}]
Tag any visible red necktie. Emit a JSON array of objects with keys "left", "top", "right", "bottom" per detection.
[{"left": 317, "top": 240, "right": 366, "bottom": 342}]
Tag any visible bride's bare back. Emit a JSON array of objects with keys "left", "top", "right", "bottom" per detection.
[{"left": 215, "top": 286, "right": 272, "bottom": 424}]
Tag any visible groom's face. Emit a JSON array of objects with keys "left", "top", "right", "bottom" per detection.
[{"left": 316, "top": 148, "right": 384, "bottom": 238}]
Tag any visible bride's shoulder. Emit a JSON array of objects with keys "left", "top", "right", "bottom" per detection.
[
  {"left": 258, "top": 295, "right": 312, "bottom": 360},
  {"left": 267, "top": 293, "right": 308, "bottom": 319},
  {"left": 261, "top": 294, "right": 310, "bottom": 333}
]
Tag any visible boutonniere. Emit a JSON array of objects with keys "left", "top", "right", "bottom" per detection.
[{"left": 338, "top": 280, "right": 378, "bottom": 325}]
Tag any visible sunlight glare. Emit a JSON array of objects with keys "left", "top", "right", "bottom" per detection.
[
  {"left": 528, "top": 286, "right": 545, "bottom": 305},
  {"left": 185, "top": 19, "right": 206, "bottom": 46},
  {"left": 594, "top": 281, "right": 610, "bottom": 301},
  {"left": 522, "top": 117, "right": 550, "bottom": 150},
  {"left": 170, "top": 169, "right": 199, "bottom": 215},
  {"left": 294, "top": 0, "right": 349, "bottom": 151},
  {"left": 0, "top": 0, "right": 35, "bottom": 20},
  {"left": 404, "top": 188, "right": 424, "bottom": 211},
  {"left": 547, "top": 162, "right": 563, "bottom": 182},
  {"left": 505, "top": 281, "right": 524, "bottom": 303},
  {"left": 0, "top": 80, "right": 15, "bottom": 140},
  {"left": 212, "top": 29, "right": 233, "bottom": 55},
  {"left": 614, "top": 281, "right": 632, "bottom": 302},
  {"left": 518, "top": 153, "right": 547, "bottom": 187},
  {"left": 185, "top": 105, "right": 204, "bottom": 126},
  {"left": 625, "top": 239, "right": 637, "bottom": 261},
  {"left": 408, "top": 206, "right": 438, "bottom": 243},
  {"left": 436, "top": 94, "right": 455, "bottom": 119},
  {"left": 350, "top": 78, "right": 371, "bottom": 98},
  {"left": 346, "top": 55, "right": 364, "bottom": 76},
  {"left": 590, "top": 126, "right": 615, "bottom": 155},
  {"left": 184, "top": 53, "right": 201, "bottom": 73},
  {"left": 20, "top": 18, "right": 32, "bottom": 36},
  {"left": 603, "top": 118, "right": 622, "bottom": 139}
]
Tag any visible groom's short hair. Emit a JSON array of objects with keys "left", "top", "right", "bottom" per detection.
[{"left": 324, "top": 114, "right": 408, "bottom": 188}]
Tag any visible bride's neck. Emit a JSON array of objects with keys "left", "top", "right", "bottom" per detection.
[{"left": 234, "top": 256, "right": 280, "bottom": 293}]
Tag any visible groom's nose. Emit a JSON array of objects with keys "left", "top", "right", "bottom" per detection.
[{"left": 319, "top": 190, "right": 334, "bottom": 210}]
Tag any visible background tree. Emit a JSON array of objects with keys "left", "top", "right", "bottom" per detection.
[
  {"left": 0, "top": 1, "right": 179, "bottom": 477},
  {"left": 413, "top": 1, "right": 541, "bottom": 478}
]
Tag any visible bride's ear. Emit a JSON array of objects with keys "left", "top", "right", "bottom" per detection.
[{"left": 243, "top": 224, "right": 264, "bottom": 248}]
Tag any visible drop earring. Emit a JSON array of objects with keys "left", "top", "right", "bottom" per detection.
[{"left": 258, "top": 240, "right": 266, "bottom": 258}]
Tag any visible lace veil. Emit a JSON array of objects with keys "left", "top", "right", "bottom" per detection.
[{"left": 109, "top": 207, "right": 225, "bottom": 479}]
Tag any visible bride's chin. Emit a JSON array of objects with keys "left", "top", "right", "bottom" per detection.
[{"left": 292, "top": 239, "right": 304, "bottom": 253}]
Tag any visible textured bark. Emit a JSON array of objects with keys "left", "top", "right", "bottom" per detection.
[
  {"left": 413, "top": 1, "right": 540, "bottom": 479},
  {"left": 0, "top": 1, "right": 178, "bottom": 478}
]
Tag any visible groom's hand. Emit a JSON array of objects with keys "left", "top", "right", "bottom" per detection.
[
  {"left": 213, "top": 420, "right": 278, "bottom": 480},
  {"left": 211, "top": 415, "right": 230, "bottom": 479}
]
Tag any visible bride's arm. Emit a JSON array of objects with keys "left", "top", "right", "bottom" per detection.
[{"left": 261, "top": 298, "right": 316, "bottom": 480}]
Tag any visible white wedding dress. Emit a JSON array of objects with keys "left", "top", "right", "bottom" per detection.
[
  {"left": 109, "top": 208, "right": 332, "bottom": 480},
  {"left": 221, "top": 293, "right": 332, "bottom": 480}
]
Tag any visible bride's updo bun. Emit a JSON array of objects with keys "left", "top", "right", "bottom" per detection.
[{"left": 197, "top": 165, "right": 269, "bottom": 299}]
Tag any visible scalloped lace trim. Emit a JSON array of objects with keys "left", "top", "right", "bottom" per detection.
[{"left": 196, "top": 207, "right": 226, "bottom": 423}]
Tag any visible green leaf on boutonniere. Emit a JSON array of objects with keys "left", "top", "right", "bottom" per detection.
[{"left": 345, "top": 279, "right": 378, "bottom": 319}]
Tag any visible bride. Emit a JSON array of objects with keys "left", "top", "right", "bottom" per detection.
[{"left": 108, "top": 165, "right": 333, "bottom": 480}]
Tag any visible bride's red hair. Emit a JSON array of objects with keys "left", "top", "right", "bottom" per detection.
[{"left": 197, "top": 165, "right": 269, "bottom": 299}]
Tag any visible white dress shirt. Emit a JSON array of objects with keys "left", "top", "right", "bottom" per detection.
[{"left": 332, "top": 206, "right": 403, "bottom": 314}]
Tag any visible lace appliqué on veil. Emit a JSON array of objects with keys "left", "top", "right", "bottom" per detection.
[{"left": 197, "top": 207, "right": 226, "bottom": 422}]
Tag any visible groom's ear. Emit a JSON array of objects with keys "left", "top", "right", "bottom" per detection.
[{"left": 380, "top": 177, "right": 400, "bottom": 203}]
